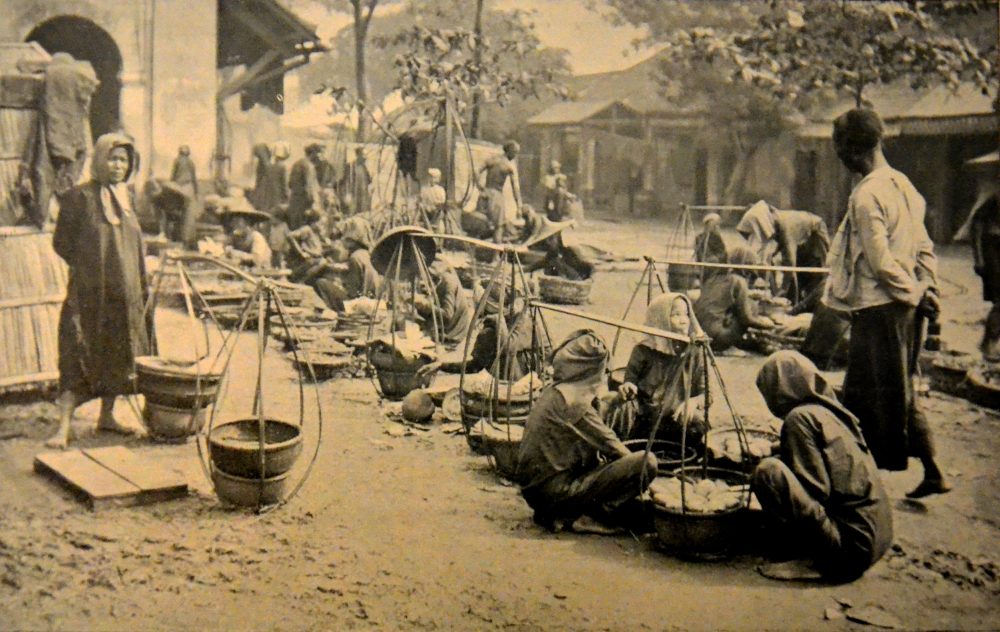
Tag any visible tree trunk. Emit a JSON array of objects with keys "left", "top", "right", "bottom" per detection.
[
  {"left": 469, "top": 0, "right": 485, "bottom": 138},
  {"left": 354, "top": 3, "right": 369, "bottom": 144}
]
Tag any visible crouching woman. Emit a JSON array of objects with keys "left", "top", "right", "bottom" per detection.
[
  {"left": 515, "top": 330, "right": 657, "bottom": 533},
  {"left": 752, "top": 350, "right": 893, "bottom": 582}
]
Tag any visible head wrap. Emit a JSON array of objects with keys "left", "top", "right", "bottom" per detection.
[
  {"left": 549, "top": 160, "right": 561, "bottom": 172},
  {"left": 272, "top": 141, "right": 290, "bottom": 161},
  {"left": 833, "top": 108, "right": 884, "bottom": 155},
  {"left": 702, "top": 212, "right": 721, "bottom": 225},
  {"left": 640, "top": 292, "right": 700, "bottom": 355},
  {"left": 178, "top": 145, "right": 191, "bottom": 156},
  {"left": 756, "top": 350, "right": 865, "bottom": 445},
  {"left": 91, "top": 132, "right": 137, "bottom": 185},
  {"left": 502, "top": 140, "right": 520, "bottom": 154},
  {"left": 427, "top": 168, "right": 442, "bottom": 181},
  {"left": 305, "top": 142, "right": 325, "bottom": 156},
  {"left": 736, "top": 200, "right": 776, "bottom": 245},
  {"left": 340, "top": 216, "right": 372, "bottom": 250},
  {"left": 550, "top": 329, "right": 609, "bottom": 384}
]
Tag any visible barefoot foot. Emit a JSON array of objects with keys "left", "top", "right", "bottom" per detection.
[
  {"left": 45, "top": 430, "right": 70, "bottom": 449},
  {"left": 96, "top": 414, "right": 143, "bottom": 437}
]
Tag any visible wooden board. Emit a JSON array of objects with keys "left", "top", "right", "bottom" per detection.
[
  {"left": 83, "top": 446, "right": 187, "bottom": 505},
  {"left": 34, "top": 447, "right": 188, "bottom": 510}
]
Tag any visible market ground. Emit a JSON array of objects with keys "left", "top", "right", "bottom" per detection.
[{"left": 1, "top": 217, "right": 998, "bottom": 631}]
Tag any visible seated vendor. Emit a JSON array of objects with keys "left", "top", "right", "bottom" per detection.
[
  {"left": 694, "top": 212, "right": 727, "bottom": 265},
  {"left": 298, "top": 216, "right": 380, "bottom": 312},
  {"left": 522, "top": 214, "right": 594, "bottom": 282},
  {"left": 606, "top": 293, "right": 707, "bottom": 445},
  {"left": 415, "top": 259, "right": 474, "bottom": 346},
  {"left": 694, "top": 245, "right": 775, "bottom": 352},
  {"left": 419, "top": 283, "right": 547, "bottom": 380},
  {"left": 752, "top": 351, "right": 892, "bottom": 582},
  {"left": 221, "top": 202, "right": 272, "bottom": 269},
  {"left": 516, "top": 329, "right": 658, "bottom": 534}
]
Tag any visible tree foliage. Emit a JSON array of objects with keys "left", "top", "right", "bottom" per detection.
[
  {"left": 608, "top": 0, "right": 997, "bottom": 108},
  {"left": 375, "top": 2, "right": 569, "bottom": 134}
]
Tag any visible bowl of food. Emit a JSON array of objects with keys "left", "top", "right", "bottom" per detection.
[
  {"left": 705, "top": 428, "right": 780, "bottom": 471},
  {"left": 648, "top": 466, "right": 752, "bottom": 560}
]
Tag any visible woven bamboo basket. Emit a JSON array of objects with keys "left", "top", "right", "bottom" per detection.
[
  {"left": 744, "top": 327, "right": 805, "bottom": 356},
  {"left": 537, "top": 274, "right": 592, "bottom": 305},
  {"left": 0, "top": 227, "right": 67, "bottom": 394}
]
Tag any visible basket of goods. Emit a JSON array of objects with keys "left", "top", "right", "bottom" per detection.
[
  {"left": 135, "top": 356, "right": 223, "bottom": 442},
  {"left": 287, "top": 349, "right": 352, "bottom": 381},
  {"left": 338, "top": 297, "right": 383, "bottom": 333},
  {"left": 744, "top": 328, "right": 805, "bottom": 356},
  {"left": 270, "top": 280, "right": 316, "bottom": 307},
  {"left": 475, "top": 421, "right": 524, "bottom": 479},
  {"left": 208, "top": 417, "right": 303, "bottom": 508},
  {"left": 706, "top": 428, "right": 780, "bottom": 472},
  {"left": 920, "top": 349, "right": 976, "bottom": 396},
  {"left": 647, "top": 466, "right": 752, "bottom": 560},
  {"left": 460, "top": 371, "right": 542, "bottom": 428},
  {"left": 622, "top": 439, "right": 700, "bottom": 471},
  {"left": 964, "top": 366, "right": 1000, "bottom": 411},
  {"left": 537, "top": 274, "right": 592, "bottom": 305},
  {"left": 367, "top": 330, "right": 438, "bottom": 400}
]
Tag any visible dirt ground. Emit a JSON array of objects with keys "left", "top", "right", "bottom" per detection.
[{"left": 1, "top": 218, "right": 998, "bottom": 631}]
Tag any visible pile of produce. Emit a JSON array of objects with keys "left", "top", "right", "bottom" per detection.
[
  {"left": 461, "top": 371, "right": 542, "bottom": 401},
  {"left": 648, "top": 476, "right": 747, "bottom": 514},
  {"left": 706, "top": 430, "right": 780, "bottom": 463}
]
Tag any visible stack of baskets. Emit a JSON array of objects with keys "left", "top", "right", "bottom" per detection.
[
  {"left": 369, "top": 345, "right": 436, "bottom": 400},
  {"left": 537, "top": 274, "right": 592, "bottom": 305},
  {"left": 207, "top": 418, "right": 303, "bottom": 507},
  {"left": 135, "top": 356, "right": 223, "bottom": 442}
]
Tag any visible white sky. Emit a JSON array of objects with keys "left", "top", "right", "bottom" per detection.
[{"left": 289, "top": 0, "right": 659, "bottom": 75}]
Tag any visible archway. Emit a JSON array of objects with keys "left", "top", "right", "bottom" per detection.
[{"left": 26, "top": 16, "right": 123, "bottom": 141}]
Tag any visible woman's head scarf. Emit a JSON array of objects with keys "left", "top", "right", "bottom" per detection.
[
  {"left": 756, "top": 350, "right": 866, "bottom": 445},
  {"left": 91, "top": 133, "right": 138, "bottom": 225},
  {"left": 91, "top": 133, "right": 137, "bottom": 185},
  {"left": 736, "top": 200, "right": 776, "bottom": 247},
  {"left": 340, "top": 216, "right": 373, "bottom": 250},
  {"left": 550, "top": 329, "right": 609, "bottom": 384},
  {"left": 640, "top": 292, "right": 701, "bottom": 355}
]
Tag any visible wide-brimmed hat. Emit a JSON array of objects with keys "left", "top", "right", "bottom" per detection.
[
  {"left": 220, "top": 198, "right": 270, "bottom": 224},
  {"left": 371, "top": 225, "right": 437, "bottom": 279}
]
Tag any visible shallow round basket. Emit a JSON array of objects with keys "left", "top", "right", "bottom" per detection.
[
  {"left": 705, "top": 428, "right": 780, "bottom": 472},
  {"left": 369, "top": 348, "right": 432, "bottom": 373},
  {"left": 461, "top": 392, "right": 533, "bottom": 420},
  {"left": 479, "top": 423, "right": 524, "bottom": 480},
  {"left": 965, "top": 367, "right": 1000, "bottom": 410},
  {"left": 922, "top": 350, "right": 976, "bottom": 396},
  {"left": 376, "top": 369, "right": 435, "bottom": 401},
  {"left": 135, "top": 357, "right": 223, "bottom": 409},
  {"left": 651, "top": 467, "right": 752, "bottom": 560},
  {"left": 622, "top": 439, "right": 700, "bottom": 471},
  {"left": 744, "top": 328, "right": 804, "bottom": 356},
  {"left": 288, "top": 352, "right": 351, "bottom": 381},
  {"left": 143, "top": 401, "right": 207, "bottom": 442},
  {"left": 212, "top": 468, "right": 292, "bottom": 508},
  {"left": 537, "top": 274, "right": 592, "bottom": 305},
  {"left": 208, "top": 418, "right": 303, "bottom": 478}
]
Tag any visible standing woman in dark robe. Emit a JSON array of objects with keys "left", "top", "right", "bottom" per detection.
[
  {"left": 47, "top": 133, "right": 155, "bottom": 448},
  {"left": 248, "top": 142, "right": 271, "bottom": 210}
]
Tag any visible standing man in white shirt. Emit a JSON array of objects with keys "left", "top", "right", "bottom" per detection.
[{"left": 824, "top": 108, "right": 949, "bottom": 499}]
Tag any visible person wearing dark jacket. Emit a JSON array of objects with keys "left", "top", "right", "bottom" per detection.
[
  {"left": 694, "top": 245, "right": 774, "bottom": 351},
  {"left": 752, "top": 351, "right": 893, "bottom": 582},
  {"left": 516, "top": 330, "right": 658, "bottom": 533},
  {"left": 47, "top": 133, "right": 154, "bottom": 449}
]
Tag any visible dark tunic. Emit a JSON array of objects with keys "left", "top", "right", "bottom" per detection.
[
  {"left": 433, "top": 269, "right": 473, "bottom": 345},
  {"left": 288, "top": 157, "right": 320, "bottom": 230},
  {"left": 694, "top": 272, "right": 766, "bottom": 350},
  {"left": 622, "top": 343, "right": 705, "bottom": 440},
  {"left": 753, "top": 403, "right": 893, "bottom": 579},
  {"left": 54, "top": 182, "right": 154, "bottom": 398},
  {"left": 693, "top": 230, "right": 727, "bottom": 264},
  {"left": 256, "top": 162, "right": 289, "bottom": 215},
  {"left": 516, "top": 386, "right": 628, "bottom": 490}
]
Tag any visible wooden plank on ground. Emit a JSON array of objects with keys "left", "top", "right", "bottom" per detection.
[
  {"left": 82, "top": 446, "right": 188, "bottom": 504},
  {"left": 34, "top": 450, "right": 140, "bottom": 510}
]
